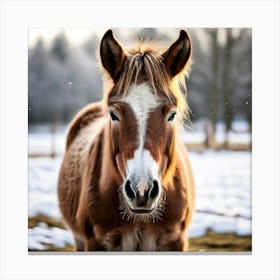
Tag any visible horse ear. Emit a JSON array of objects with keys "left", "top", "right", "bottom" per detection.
[
  {"left": 162, "top": 30, "right": 191, "bottom": 77},
  {"left": 100, "top": 30, "right": 126, "bottom": 81}
]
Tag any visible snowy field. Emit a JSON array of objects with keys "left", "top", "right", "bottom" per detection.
[{"left": 28, "top": 149, "right": 251, "bottom": 251}]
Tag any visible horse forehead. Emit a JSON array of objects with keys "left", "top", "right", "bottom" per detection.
[{"left": 121, "top": 83, "right": 159, "bottom": 116}]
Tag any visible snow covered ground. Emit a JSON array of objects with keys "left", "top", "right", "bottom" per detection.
[
  {"left": 28, "top": 149, "right": 251, "bottom": 251},
  {"left": 187, "top": 150, "right": 251, "bottom": 238}
]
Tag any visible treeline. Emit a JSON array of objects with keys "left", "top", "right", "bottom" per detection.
[
  {"left": 28, "top": 32, "right": 102, "bottom": 124},
  {"left": 28, "top": 28, "right": 251, "bottom": 132},
  {"left": 188, "top": 28, "right": 252, "bottom": 134}
]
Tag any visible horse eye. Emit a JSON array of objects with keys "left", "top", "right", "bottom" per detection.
[
  {"left": 167, "top": 111, "right": 177, "bottom": 122},
  {"left": 109, "top": 110, "right": 120, "bottom": 122}
]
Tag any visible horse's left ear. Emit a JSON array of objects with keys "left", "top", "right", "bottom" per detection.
[
  {"left": 162, "top": 30, "right": 191, "bottom": 77},
  {"left": 100, "top": 30, "right": 126, "bottom": 81}
]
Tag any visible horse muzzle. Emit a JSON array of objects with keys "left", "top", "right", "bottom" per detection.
[{"left": 123, "top": 178, "right": 161, "bottom": 213}]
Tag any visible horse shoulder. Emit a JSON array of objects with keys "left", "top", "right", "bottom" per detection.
[
  {"left": 59, "top": 101, "right": 106, "bottom": 239},
  {"left": 65, "top": 101, "right": 104, "bottom": 150}
]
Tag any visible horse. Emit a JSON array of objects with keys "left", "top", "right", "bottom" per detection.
[{"left": 58, "top": 29, "right": 195, "bottom": 251}]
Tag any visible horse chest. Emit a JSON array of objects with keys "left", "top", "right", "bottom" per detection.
[{"left": 122, "top": 227, "right": 157, "bottom": 251}]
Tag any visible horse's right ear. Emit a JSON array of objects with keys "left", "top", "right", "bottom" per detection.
[{"left": 100, "top": 30, "right": 126, "bottom": 81}]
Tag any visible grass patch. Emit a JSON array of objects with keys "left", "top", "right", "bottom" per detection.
[
  {"left": 28, "top": 215, "right": 66, "bottom": 229},
  {"left": 189, "top": 229, "right": 251, "bottom": 252}
]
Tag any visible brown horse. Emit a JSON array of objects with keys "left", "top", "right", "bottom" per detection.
[{"left": 58, "top": 29, "right": 195, "bottom": 251}]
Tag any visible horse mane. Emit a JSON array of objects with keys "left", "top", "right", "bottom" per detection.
[{"left": 102, "top": 41, "right": 191, "bottom": 124}]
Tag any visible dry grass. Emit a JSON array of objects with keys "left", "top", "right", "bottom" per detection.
[
  {"left": 185, "top": 142, "right": 251, "bottom": 152},
  {"left": 189, "top": 230, "right": 251, "bottom": 252},
  {"left": 28, "top": 215, "right": 66, "bottom": 229}
]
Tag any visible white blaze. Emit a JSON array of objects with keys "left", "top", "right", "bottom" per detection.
[
  {"left": 122, "top": 83, "right": 159, "bottom": 149},
  {"left": 122, "top": 83, "right": 160, "bottom": 178}
]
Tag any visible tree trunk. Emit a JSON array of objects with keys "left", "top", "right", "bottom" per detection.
[
  {"left": 209, "top": 29, "right": 219, "bottom": 146},
  {"left": 222, "top": 29, "right": 234, "bottom": 148}
]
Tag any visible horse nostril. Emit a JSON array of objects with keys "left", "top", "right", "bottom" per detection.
[
  {"left": 124, "top": 180, "right": 136, "bottom": 199},
  {"left": 149, "top": 180, "right": 159, "bottom": 199}
]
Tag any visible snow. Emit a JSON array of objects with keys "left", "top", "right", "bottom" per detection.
[
  {"left": 231, "top": 119, "right": 250, "bottom": 132},
  {"left": 187, "top": 213, "right": 251, "bottom": 238},
  {"left": 215, "top": 121, "right": 251, "bottom": 144},
  {"left": 28, "top": 129, "right": 66, "bottom": 155},
  {"left": 29, "top": 222, "right": 74, "bottom": 250},
  {"left": 179, "top": 131, "right": 206, "bottom": 144},
  {"left": 28, "top": 157, "right": 63, "bottom": 218},
  {"left": 228, "top": 131, "right": 251, "bottom": 144},
  {"left": 187, "top": 150, "right": 251, "bottom": 237},
  {"left": 28, "top": 148, "right": 251, "bottom": 250}
]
